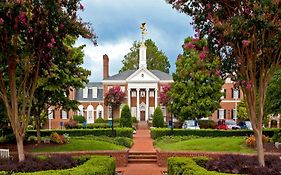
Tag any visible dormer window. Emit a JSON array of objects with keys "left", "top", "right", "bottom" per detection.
[
  {"left": 83, "top": 87, "right": 88, "bottom": 98},
  {"left": 92, "top": 87, "right": 97, "bottom": 98}
]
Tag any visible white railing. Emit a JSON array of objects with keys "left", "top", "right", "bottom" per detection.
[{"left": 0, "top": 149, "right": 9, "bottom": 158}]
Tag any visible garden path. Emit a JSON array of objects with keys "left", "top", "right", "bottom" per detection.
[{"left": 117, "top": 121, "right": 166, "bottom": 175}]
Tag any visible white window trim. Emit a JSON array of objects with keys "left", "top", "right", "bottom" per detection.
[
  {"left": 218, "top": 109, "right": 225, "bottom": 119},
  {"left": 92, "top": 87, "right": 98, "bottom": 98},
  {"left": 83, "top": 87, "right": 88, "bottom": 98}
]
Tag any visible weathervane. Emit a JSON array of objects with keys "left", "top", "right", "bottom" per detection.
[{"left": 140, "top": 22, "right": 147, "bottom": 43}]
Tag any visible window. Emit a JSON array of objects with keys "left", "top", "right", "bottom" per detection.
[
  {"left": 61, "top": 110, "right": 67, "bottom": 119},
  {"left": 221, "top": 89, "right": 226, "bottom": 99},
  {"left": 48, "top": 109, "right": 53, "bottom": 119},
  {"left": 83, "top": 87, "right": 88, "bottom": 98},
  {"left": 131, "top": 90, "right": 136, "bottom": 97},
  {"left": 140, "top": 91, "right": 145, "bottom": 97},
  {"left": 149, "top": 91, "right": 154, "bottom": 97},
  {"left": 232, "top": 109, "right": 237, "bottom": 119},
  {"left": 98, "top": 111, "right": 102, "bottom": 118},
  {"left": 233, "top": 89, "right": 240, "bottom": 99},
  {"left": 92, "top": 87, "right": 97, "bottom": 98},
  {"left": 149, "top": 107, "right": 154, "bottom": 119},
  {"left": 78, "top": 105, "right": 84, "bottom": 116},
  {"left": 131, "top": 107, "right": 137, "bottom": 118},
  {"left": 218, "top": 109, "right": 225, "bottom": 119},
  {"left": 161, "top": 106, "right": 167, "bottom": 117}
]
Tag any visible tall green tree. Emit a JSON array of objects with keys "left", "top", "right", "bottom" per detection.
[
  {"left": 120, "top": 105, "right": 132, "bottom": 127},
  {"left": 237, "top": 100, "right": 248, "bottom": 121},
  {"left": 0, "top": 1, "right": 95, "bottom": 161},
  {"left": 169, "top": 37, "right": 223, "bottom": 122},
  {"left": 119, "top": 39, "right": 170, "bottom": 73},
  {"left": 265, "top": 69, "right": 281, "bottom": 117},
  {"left": 32, "top": 36, "right": 90, "bottom": 143},
  {"left": 167, "top": 0, "right": 281, "bottom": 166}
]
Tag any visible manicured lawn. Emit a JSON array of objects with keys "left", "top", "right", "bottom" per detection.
[
  {"left": 32, "top": 138, "right": 125, "bottom": 152},
  {"left": 155, "top": 137, "right": 254, "bottom": 153}
]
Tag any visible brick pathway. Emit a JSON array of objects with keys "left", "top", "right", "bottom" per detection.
[{"left": 117, "top": 121, "right": 166, "bottom": 175}]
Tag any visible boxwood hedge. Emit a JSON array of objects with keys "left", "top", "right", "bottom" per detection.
[
  {"left": 26, "top": 128, "right": 133, "bottom": 138},
  {"left": 0, "top": 156, "right": 115, "bottom": 175},
  {"left": 150, "top": 128, "right": 280, "bottom": 139},
  {"left": 168, "top": 157, "right": 237, "bottom": 175}
]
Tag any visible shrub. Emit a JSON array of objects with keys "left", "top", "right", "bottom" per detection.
[
  {"left": 132, "top": 116, "right": 138, "bottom": 123},
  {"left": 120, "top": 105, "right": 132, "bottom": 127},
  {"left": 150, "top": 128, "right": 280, "bottom": 139},
  {"left": 168, "top": 157, "right": 230, "bottom": 175},
  {"left": 198, "top": 120, "right": 216, "bottom": 129},
  {"left": 27, "top": 136, "right": 38, "bottom": 142},
  {"left": 50, "top": 132, "right": 65, "bottom": 144},
  {"left": 87, "top": 123, "right": 110, "bottom": 129},
  {"left": 26, "top": 128, "right": 134, "bottom": 138},
  {"left": 245, "top": 135, "right": 269, "bottom": 147},
  {"left": 64, "top": 120, "right": 78, "bottom": 129},
  {"left": 95, "top": 117, "right": 105, "bottom": 123},
  {"left": 152, "top": 107, "right": 164, "bottom": 127},
  {"left": 72, "top": 115, "right": 86, "bottom": 123},
  {"left": 271, "top": 130, "right": 281, "bottom": 143}
]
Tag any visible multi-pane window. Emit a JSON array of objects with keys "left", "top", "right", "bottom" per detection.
[
  {"left": 131, "top": 91, "right": 137, "bottom": 97},
  {"left": 232, "top": 109, "right": 237, "bottom": 119},
  {"left": 149, "top": 91, "right": 154, "bottom": 97},
  {"left": 92, "top": 87, "right": 97, "bottom": 98},
  {"left": 48, "top": 109, "right": 53, "bottom": 119},
  {"left": 83, "top": 87, "right": 88, "bottom": 98},
  {"left": 218, "top": 109, "right": 225, "bottom": 119},
  {"left": 61, "top": 110, "right": 67, "bottom": 119},
  {"left": 131, "top": 107, "right": 137, "bottom": 117},
  {"left": 233, "top": 89, "right": 240, "bottom": 99}
]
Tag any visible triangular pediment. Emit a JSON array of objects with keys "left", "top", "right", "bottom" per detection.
[{"left": 126, "top": 68, "right": 159, "bottom": 82}]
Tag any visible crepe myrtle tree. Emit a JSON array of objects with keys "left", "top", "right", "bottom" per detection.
[
  {"left": 169, "top": 37, "right": 223, "bottom": 122},
  {"left": 0, "top": 1, "right": 96, "bottom": 161},
  {"left": 167, "top": 0, "right": 281, "bottom": 166},
  {"left": 104, "top": 86, "right": 125, "bottom": 136}
]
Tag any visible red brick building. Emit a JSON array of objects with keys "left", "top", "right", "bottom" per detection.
[{"left": 46, "top": 41, "right": 242, "bottom": 129}]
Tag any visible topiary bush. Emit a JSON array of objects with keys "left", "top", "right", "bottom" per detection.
[
  {"left": 152, "top": 107, "right": 164, "bottom": 128},
  {"left": 95, "top": 117, "right": 105, "bottom": 123},
  {"left": 72, "top": 115, "right": 86, "bottom": 124},
  {"left": 120, "top": 105, "right": 132, "bottom": 127}
]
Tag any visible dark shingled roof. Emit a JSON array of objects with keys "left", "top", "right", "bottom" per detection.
[
  {"left": 76, "top": 82, "right": 103, "bottom": 101},
  {"left": 104, "top": 69, "right": 173, "bottom": 81}
]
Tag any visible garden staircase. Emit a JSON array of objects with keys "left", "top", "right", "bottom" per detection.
[{"left": 128, "top": 151, "right": 157, "bottom": 164}]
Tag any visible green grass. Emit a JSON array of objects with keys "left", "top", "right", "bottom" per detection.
[
  {"left": 32, "top": 138, "right": 125, "bottom": 152},
  {"left": 155, "top": 137, "right": 254, "bottom": 153}
]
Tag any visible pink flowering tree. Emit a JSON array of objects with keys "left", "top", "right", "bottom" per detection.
[
  {"left": 169, "top": 37, "right": 223, "bottom": 122},
  {"left": 159, "top": 85, "right": 171, "bottom": 106},
  {"left": 104, "top": 86, "right": 125, "bottom": 136},
  {"left": 167, "top": 0, "right": 281, "bottom": 166},
  {"left": 0, "top": 1, "right": 95, "bottom": 161}
]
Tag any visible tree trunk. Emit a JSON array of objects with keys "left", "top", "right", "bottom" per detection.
[
  {"left": 35, "top": 113, "right": 41, "bottom": 144},
  {"left": 254, "top": 129, "right": 265, "bottom": 167},
  {"left": 15, "top": 131, "right": 25, "bottom": 162}
]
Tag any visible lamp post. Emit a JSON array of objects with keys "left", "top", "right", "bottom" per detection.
[
  {"left": 110, "top": 104, "right": 115, "bottom": 137},
  {"left": 170, "top": 98, "right": 174, "bottom": 135}
]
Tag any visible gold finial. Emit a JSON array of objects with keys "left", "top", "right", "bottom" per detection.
[{"left": 140, "top": 22, "right": 147, "bottom": 43}]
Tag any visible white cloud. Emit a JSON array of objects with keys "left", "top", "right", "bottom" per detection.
[{"left": 77, "top": 38, "right": 133, "bottom": 82}]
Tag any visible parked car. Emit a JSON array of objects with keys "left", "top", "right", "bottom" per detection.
[
  {"left": 182, "top": 120, "right": 200, "bottom": 129},
  {"left": 225, "top": 119, "right": 240, "bottom": 130},
  {"left": 216, "top": 119, "right": 228, "bottom": 130},
  {"left": 238, "top": 121, "right": 253, "bottom": 130}
]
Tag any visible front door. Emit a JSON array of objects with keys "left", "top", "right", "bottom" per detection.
[{"left": 140, "top": 111, "right": 145, "bottom": 121}]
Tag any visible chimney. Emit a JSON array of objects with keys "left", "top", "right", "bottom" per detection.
[{"left": 103, "top": 54, "right": 109, "bottom": 80}]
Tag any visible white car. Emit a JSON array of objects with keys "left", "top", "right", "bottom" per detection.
[
  {"left": 225, "top": 119, "right": 241, "bottom": 130},
  {"left": 182, "top": 120, "right": 200, "bottom": 129}
]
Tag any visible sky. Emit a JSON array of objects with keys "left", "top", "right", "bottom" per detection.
[{"left": 77, "top": 0, "right": 194, "bottom": 82}]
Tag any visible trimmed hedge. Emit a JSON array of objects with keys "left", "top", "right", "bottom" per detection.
[
  {"left": 150, "top": 128, "right": 281, "bottom": 139},
  {"left": 10, "top": 156, "right": 115, "bottom": 175},
  {"left": 26, "top": 128, "right": 133, "bottom": 138},
  {"left": 168, "top": 157, "right": 235, "bottom": 175}
]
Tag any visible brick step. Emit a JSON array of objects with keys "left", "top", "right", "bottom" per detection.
[
  {"left": 128, "top": 154, "right": 157, "bottom": 159},
  {"left": 128, "top": 151, "right": 157, "bottom": 164},
  {"left": 128, "top": 158, "right": 157, "bottom": 163}
]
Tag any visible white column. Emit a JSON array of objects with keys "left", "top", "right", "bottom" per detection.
[
  {"left": 145, "top": 88, "right": 149, "bottom": 121},
  {"left": 127, "top": 88, "right": 131, "bottom": 108},
  {"left": 155, "top": 88, "right": 158, "bottom": 108},
  {"left": 136, "top": 88, "right": 140, "bottom": 121}
]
